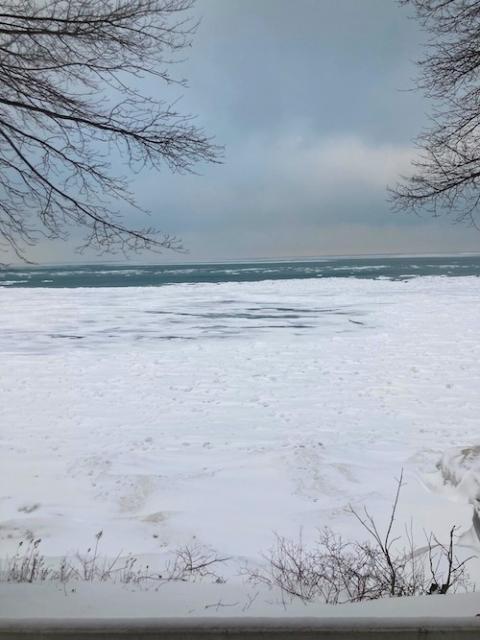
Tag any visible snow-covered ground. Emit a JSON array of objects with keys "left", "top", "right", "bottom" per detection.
[
  {"left": 1, "top": 276, "right": 480, "bottom": 614},
  {"left": 1, "top": 581, "right": 480, "bottom": 618}
]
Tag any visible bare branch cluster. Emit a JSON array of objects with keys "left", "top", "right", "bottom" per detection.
[
  {"left": 0, "top": 0, "right": 221, "bottom": 260},
  {"left": 247, "top": 472, "right": 475, "bottom": 604},
  {"left": 391, "top": 0, "right": 480, "bottom": 227},
  {"left": 163, "top": 543, "right": 230, "bottom": 582}
]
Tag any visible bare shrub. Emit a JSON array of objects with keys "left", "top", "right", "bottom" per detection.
[
  {"left": 248, "top": 472, "right": 475, "bottom": 604},
  {"left": 426, "top": 525, "right": 473, "bottom": 595},
  {"left": 164, "top": 543, "right": 230, "bottom": 582},
  {"left": 247, "top": 530, "right": 325, "bottom": 602}
]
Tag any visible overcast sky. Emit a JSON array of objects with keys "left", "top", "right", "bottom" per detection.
[{"left": 20, "top": 0, "right": 480, "bottom": 263}]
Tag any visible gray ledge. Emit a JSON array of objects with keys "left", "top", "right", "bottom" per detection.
[{"left": 1, "top": 617, "right": 480, "bottom": 640}]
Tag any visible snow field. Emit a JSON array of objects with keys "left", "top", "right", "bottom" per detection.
[{"left": 1, "top": 276, "right": 479, "bottom": 586}]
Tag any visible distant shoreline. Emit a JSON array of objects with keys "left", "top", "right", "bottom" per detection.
[{"left": 3, "top": 251, "right": 480, "bottom": 270}]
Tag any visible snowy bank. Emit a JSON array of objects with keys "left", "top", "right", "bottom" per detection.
[{"left": 1, "top": 581, "right": 480, "bottom": 618}]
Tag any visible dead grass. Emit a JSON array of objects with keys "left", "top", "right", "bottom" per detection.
[{"left": 0, "top": 533, "right": 229, "bottom": 586}]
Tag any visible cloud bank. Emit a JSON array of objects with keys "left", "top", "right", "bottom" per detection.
[{"left": 5, "top": 0, "right": 479, "bottom": 263}]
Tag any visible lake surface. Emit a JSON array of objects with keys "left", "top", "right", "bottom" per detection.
[{"left": 2, "top": 255, "right": 480, "bottom": 287}]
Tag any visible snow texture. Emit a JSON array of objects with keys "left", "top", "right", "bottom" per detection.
[
  {"left": 1, "top": 582, "right": 480, "bottom": 618},
  {"left": 1, "top": 276, "right": 480, "bottom": 614}
]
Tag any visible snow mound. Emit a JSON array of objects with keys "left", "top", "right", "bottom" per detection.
[
  {"left": 437, "top": 446, "right": 480, "bottom": 541},
  {"left": 437, "top": 446, "right": 480, "bottom": 505}
]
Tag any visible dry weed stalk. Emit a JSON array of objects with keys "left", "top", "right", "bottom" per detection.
[{"left": 0, "top": 534, "right": 229, "bottom": 586}]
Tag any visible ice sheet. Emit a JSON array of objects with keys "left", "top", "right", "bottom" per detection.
[{"left": 1, "top": 277, "right": 479, "bottom": 586}]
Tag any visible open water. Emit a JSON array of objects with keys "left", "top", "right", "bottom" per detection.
[{"left": 1, "top": 255, "right": 480, "bottom": 288}]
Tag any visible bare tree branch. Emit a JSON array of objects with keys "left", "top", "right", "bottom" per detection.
[
  {"left": 391, "top": 0, "right": 480, "bottom": 228},
  {"left": 0, "top": 0, "right": 222, "bottom": 260}
]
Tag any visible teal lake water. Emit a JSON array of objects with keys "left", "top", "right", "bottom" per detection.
[{"left": 1, "top": 255, "right": 480, "bottom": 288}]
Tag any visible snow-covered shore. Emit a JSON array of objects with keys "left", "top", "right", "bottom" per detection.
[
  {"left": 1, "top": 581, "right": 480, "bottom": 618},
  {"left": 1, "top": 276, "right": 479, "bottom": 613}
]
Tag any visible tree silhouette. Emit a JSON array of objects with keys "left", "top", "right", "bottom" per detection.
[
  {"left": 391, "top": 0, "right": 480, "bottom": 229},
  {"left": 0, "top": 0, "right": 220, "bottom": 260}
]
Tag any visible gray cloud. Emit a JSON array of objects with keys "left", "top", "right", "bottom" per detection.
[{"left": 7, "top": 0, "right": 479, "bottom": 264}]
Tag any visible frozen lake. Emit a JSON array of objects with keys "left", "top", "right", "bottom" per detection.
[{"left": 1, "top": 276, "right": 479, "bottom": 574}]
